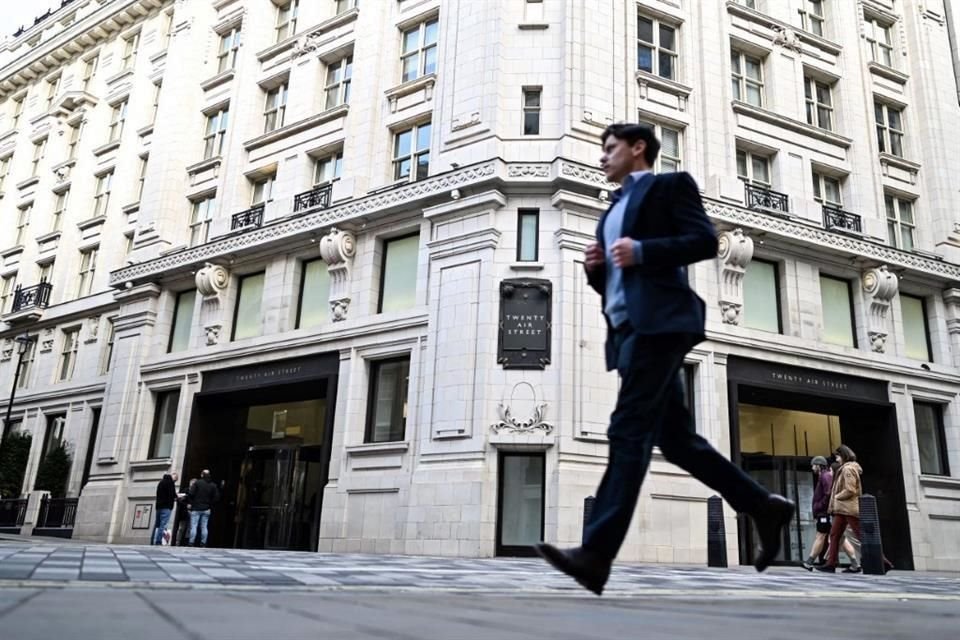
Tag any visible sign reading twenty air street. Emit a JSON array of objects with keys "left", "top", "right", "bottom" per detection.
[{"left": 498, "top": 278, "right": 552, "bottom": 369}]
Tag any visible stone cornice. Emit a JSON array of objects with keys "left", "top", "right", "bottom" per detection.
[{"left": 732, "top": 101, "right": 853, "bottom": 148}]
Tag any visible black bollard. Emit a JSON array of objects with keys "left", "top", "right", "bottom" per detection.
[
  {"left": 581, "top": 495, "right": 596, "bottom": 544},
  {"left": 707, "top": 495, "right": 728, "bottom": 568},
  {"left": 859, "top": 494, "right": 885, "bottom": 575}
]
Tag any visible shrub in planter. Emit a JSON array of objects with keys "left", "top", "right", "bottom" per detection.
[
  {"left": 34, "top": 443, "right": 73, "bottom": 498},
  {"left": 0, "top": 431, "right": 33, "bottom": 498}
]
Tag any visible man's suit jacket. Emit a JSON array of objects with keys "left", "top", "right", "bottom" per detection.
[{"left": 586, "top": 171, "right": 718, "bottom": 371}]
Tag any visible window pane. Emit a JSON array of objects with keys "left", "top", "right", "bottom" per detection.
[
  {"left": 380, "top": 234, "right": 419, "bottom": 312},
  {"left": 524, "top": 90, "right": 541, "bottom": 108},
  {"left": 743, "top": 261, "right": 780, "bottom": 332},
  {"left": 402, "top": 29, "right": 419, "bottom": 55},
  {"left": 901, "top": 295, "right": 930, "bottom": 361},
  {"left": 499, "top": 454, "right": 544, "bottom": 546},
  {"left": 233, "top": 273, "right": 265, "bottom": 340},
  {"left": 416, "top": 124, "right": 431, "bottom": 151},
  {"left": 369, "top": 359, "right": 410, "bottom": 443},
  {"left": 659, "top": 25, "right": 676, "bottom": 51},
  {"left": 746, "top": 84, "right": 762, "bottom": 106},
  {"left": 658, "top": 51, "right": 674, "bottom": 79},
  {"left": 736, "top": 150, "right": 747, "bottom": 178},
  {"left": 523, "top": 111, "right": 540, "bottom": 135},
  {"left": 298, "top": 259, "right": 331, "bottom": 329},
  {"left": 150, "top": 391, "right": 180, "bottom": 459},
  {"left": 638, "top": 45, "right": 653, "bottom": 72},
  {"left": 914, "top": 403, "right": 947, "bottom": 476},
  {"left": 824, "top": 177, "right": 841, "bottom": 204},
  {"left": 661, "top": 129, "right": 680, "bottom": 158},
  {"left": 169, "top": 290, "right": 196, "bottom": 352},
  {"left": 637, "top": 17, "right": 654, "bottom": 43},
  {"left": 423, "top": 20, "right": 439, "bottom": 46},
  {"left": 745, "top": 58, "right": 761, "bottom": 80},
  {"left": 751, "top": 156, "right": 768, "bottom": 183},
  {"left": 402, "top": 55, "right": 419, "bottom": 82},
  {"left": 423, "top": 46, "right": 438, "bottom": 75},
  {"left": 820, "top": 276, "right": 855, "bottom": 347},
  {"left": 518, "top": 211, "right": 538, "bottom": 262},
  {"left": 394, "top": 130, "right": 412, "bottom": 158}
]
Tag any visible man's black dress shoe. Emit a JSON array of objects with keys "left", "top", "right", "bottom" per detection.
[
  {"left": 751, "top": 494, "right": 796, "bottom": 572},
  {"left": 534, "top": 543, "right": 610, "bottom": 596}
]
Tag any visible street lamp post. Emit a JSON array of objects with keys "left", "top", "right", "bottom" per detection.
[{"left": 2, "top": 334, "right": 34, "bottom": 442}]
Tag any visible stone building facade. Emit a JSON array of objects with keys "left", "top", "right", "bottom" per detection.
[{"left": 1, "top": 0, "right": 960, "bottom": 569}]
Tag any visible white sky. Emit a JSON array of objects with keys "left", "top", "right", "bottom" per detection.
[{"left": 1, "top": 2, "right": 61, "bottom": 39}]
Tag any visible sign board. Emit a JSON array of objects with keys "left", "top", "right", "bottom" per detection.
[{"left": 497, "top": 278, "right": 552, "bottom": 369}]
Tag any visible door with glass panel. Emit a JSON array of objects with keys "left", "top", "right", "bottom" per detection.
[{"left": 496, "top": 452, "right": 545, "bottom": 556}]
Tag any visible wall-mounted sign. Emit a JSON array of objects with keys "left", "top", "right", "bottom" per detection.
[
  {"left": 498, "top": 278, "right": 552, "bottom": 369},
  {"left": 131, "top": 503, "right": 153, "bottom": 530}
]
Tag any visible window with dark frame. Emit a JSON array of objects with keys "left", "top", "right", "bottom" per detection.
[
  {"left": 168, "top": 289, "right": 196, "bottom": 353},
  {"left": 522, "top": 88, "right": 541, "bottom": 135},
  {"left": 637, "top": 14, "right": 677, "bottom": 80},
  {"left": 819, "top": 274, "right": 857, "bottom": 348},
  {"left": 517, "top": 209, "right": 539, "bottom": 262},
  {"left": 393, "top": 122, "right": 431, "bottom": 182},
  {"left": 913, "top": 402, "right": 950, "bottom": 476},
  {"left": 900, "top": 293, "right": 932, "bottom": 362},
  {"left": 296, "top": 258, "right": 331, "bottom": 329},
  {"left": 149, "top": 389, "right": 180, "bottom": 459},
  {"left": 41, "top": 414, "right": 66, "bottom": 459},
  {"left": 232, "top": 272, "right": 266, "bottom": 340},
  {"left": 743, "top": 258, "right": 782, "bottom": 333},
  {"left": 365, "top": 356, "right": 410, "bottom": 443},
  {"left": 100, "top": 318, "right": 115, "bottom": 374},
  {"left": 378, "top": 233, "right": 420, "bottom": 313}
]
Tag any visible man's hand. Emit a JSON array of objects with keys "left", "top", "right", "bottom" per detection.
[
  {"left": 584, "top": 242, "right": 605, "bottom": 272},
  {"left": 610, "top": 237, "right": 638, "bottom": 268}
]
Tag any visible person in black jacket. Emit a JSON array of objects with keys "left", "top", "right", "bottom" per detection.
[
  {"left": 152, "top": 471, "right": 178, "bottom": 545},
  {"left": 188, "top": 469, "right": 220, "bottom": 547}
]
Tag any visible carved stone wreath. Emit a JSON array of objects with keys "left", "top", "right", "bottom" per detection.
[{"left": 490, "top": 402, "right": 554, "bottom": 435}]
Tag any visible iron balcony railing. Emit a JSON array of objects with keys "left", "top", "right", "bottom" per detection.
[
  {"left": 822, "top": 204, "right": 862, "bottom": 234},
  {"left": 11, "top": 281, "right": 52, "bottom": 313},
  {"left": 36, "top": 496, "right": 79, "bottom": 529},
  {"left": 744, "top": 182, "right": 790, "bottom": 214},
  {"left": 231, "top": 204, "right": 265, "bottom": 230},
  {"left": 0, "top": 498, "right": 28, "bottom": 528},
  {"left": 293, "top": 183, "right": 333, "bottom": 213}
]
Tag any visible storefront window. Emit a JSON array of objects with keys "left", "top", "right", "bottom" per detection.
[
  {"left": 233, "top": 272, "right": 265, "bottom": 340},
  {"left": 497, "top": 453, "right": 544, "bottom": 554},
  {"left": 245, "top": 400, "right": 326, "bottom": 446},
  {"left": 296, "top": 259, "right": 331, "bottom": 329},
  {"left": 738, "top": 404, "right": 841, "bottom": 457},
  {"left": 378, "top": 234, "right": 419, "bottom": 313},
  {"left": 366, "top": 357, "right": 410, "bottom": 443}
]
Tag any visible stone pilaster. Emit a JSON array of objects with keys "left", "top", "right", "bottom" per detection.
[
  {"left": 942, "top": 288, "right": 960, "bottom": 367},
  {"left": 716, "top": 228, "right": 754, "bottom": 326},
  {"left": 861, "top": 266, "right": 899, "bottom": 353}
]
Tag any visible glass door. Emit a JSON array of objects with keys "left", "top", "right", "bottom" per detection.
[
  {"left": 496, "top": 452, "right": 545, "bottom": 557},
  {"left": 741, "top": 454, "right": 812, "bottom": 565}
]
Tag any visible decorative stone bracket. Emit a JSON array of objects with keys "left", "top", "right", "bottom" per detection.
[
  {"left": 861, "top": 265, "right": 898, "bottom": 353},
  {"left": 319, "top": 228, "right": 356, "bottom": 321},
  {"left": 195, "top": 263, "right": 230, "bottom": 346},
  {"left": 943, "top": 288, "right": 960, "bottom": 367},
  {"left": 717, "top": 228, "right": 754, "bottom": 325}
]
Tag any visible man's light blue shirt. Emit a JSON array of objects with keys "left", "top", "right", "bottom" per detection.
[{"left": 603, "top": 170, "right": 650, "bottom": 328}]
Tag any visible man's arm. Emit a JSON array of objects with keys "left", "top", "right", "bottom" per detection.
[{"left": 635, "top": 172, "right": 717, "bottom": 268}]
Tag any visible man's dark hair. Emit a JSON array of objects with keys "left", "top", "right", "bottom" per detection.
[
  {"left": 835, "top": 444, "right": 857, "bottom": 463},
  {"left": 601, "top": 122, "right": 661, "bottom": 166}
]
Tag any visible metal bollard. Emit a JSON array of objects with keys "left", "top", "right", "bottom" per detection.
[
  {"left": 707, "top": 495, "right": 728, "bottom": 568},
  {"left": 859, "top": 494, "right": 885, "bottom": 575},
  {"left": 581, "top": 496, "right": 596, "bottom": 544}
]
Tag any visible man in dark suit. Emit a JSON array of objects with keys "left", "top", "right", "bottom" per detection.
[{"left": 535, "top": 123, "right": 795, "bottom": 595}]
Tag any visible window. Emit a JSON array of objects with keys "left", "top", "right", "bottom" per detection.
[
  {"left": 901, "top": 294, "right": 931, "bottom": 361},
  {"left": 393, "top": 122, "right": 431, "bottom": 181},
  {"left": 637, "top": 15, "right": 677, "bottom": 80},
  {"left": 875, "top": 102, "right": 904, "bottom": 157},
  {"left": 100, "top": 318, "right": 115, "bottom": 374},
  {"left": 232, "top": 272, "right": 265, "bottom": 340},
  {"left": 46, "top": 75, "right": 61, "bottom": 110},
  {"left": 217, "top": 27, "right": 241, "bottom": 74},
  {"left": 296, "top": 258, "right": 331, "bottom": 329},
  {"left": 264, "top": 84, "right": 288, "bottom": 133},
  {"left": 0, "top": 273, "right": 16, "bottom": 313},
  {"left": 379, "top": 234, "right": 419, "bottom": 313},
  {"left": 93, "top": 170, "right": 113, "bottom": 216},
  {"left": 121, "top": 32, "right": 140, "bottom": 71},
  {"left": 638, "top": 120, "right": 682, "bottom": 172},
  {"left": 0, "top": 156, "right": 9, "bottom": 191},
  {"left": 864, "top": 17, "right": 894, "bottom": 67},
  {"left": 150, "top": 83, "right": 161, "bottom": 123},
  {"left": 365, "top": 357, "right": 410, "bottom": 443},
  {"left": 497, "top": 452, "right": 545, "bottom": 555},
  {"left": 801, "top": 0, "right": 825, "bottom": 37},
  {"left": 736, "top": 150, "right": 770, "bottom": 186},
  {"left": 38, "top": 261, "right": 54, "bottom": 287},
  {"left": 522, "top": 88, "right": 541, "bottom": 135},
  {"left": 819, "top": 275, "right": 856, "bottom": 347},
  {"left": 81, "top": 56, "right": 98, "bottom": 92},
  {"left": 324, "top": 56, "right": 352, "bottom": 109},
  {"left": 731, "top": 49, "right": 764, "bottom": 107},
  {"left": 804, "top": 77, "right": 833, "bottom": 130},
  {"left": 148, "top": 390, "right": 180, "bottom": 459},
  {"left": 517, "top": 209, "right": 539, "bottom": 262},
  {"left": 67, "top": 121, "right": 83, "bottom": 160},
  {"left": 335, "top": 0, "right": 358, "bottom": 14},
  {"left": 31, "top": 138, "right": 47, "bottom": 177},
  {"left": 42, "top": 415, "right": 66, "bottom": 458},
  {"left": 189, "top": 195, "right": 216, "bottom": 246},
  {"left": 739, "top": 0, "right": 757, "bottom": 7},
  {"left": 401, "top": 18, "right": 439, "bottom": 83},
  {"left": 15, "top": 204, "right": 32, "bottom": 245},
  {"left": 16, "top": 338, "right": 35, "bottom": 389},
  {"left": 276, "top": 0, "right": 299, "bottom": 43},
  {"left": 314, "top": 151, "right": 343, "bottom": 185},
  {"left": 742, "top": 259, "right": 782, "bottom": 332},
  {"left": 77, "top": 247, "right": 98, "bottom": 297},
  {"left": 58, "top": 328, "right": 80, "bottom": 381},
  {"left": 11, "top": 95, "right": 25, "bottom": 129},
  {"left": 251, "top": 175, "right": 274, "bottom": 205},
  {"left": 203, "top": 107, "right": 229, "bottom": 159},
  {"left": 913, "top": 403, "right": 950, "bottom": 476},
  {"left": 137, "top": 156, "right": 148, "bottom": 201},
  {"left": 108, "top": 100, "right": 127, "bottom": 143},
  {"left": 885, "top": 195, "right": 915, "bottom": 250},
  {"left": 812, "top": 171, "right": 842, "bottom": 206},
  {"left": 51, "top": 188, "right": 69, "bottom": 232},
  {"left": 168, "top": 289, "right": 196, "bottom": 352},
  {"left": 161, "top": 11, "right": 174, "bottom": 49}
]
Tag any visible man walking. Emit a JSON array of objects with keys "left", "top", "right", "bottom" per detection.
[
  {"left": 152, "top": 471, "right": 178, "bottom": 545},
  {"left": 535, "top": 123, "right": 794, "bottom": 595},
  {"left": 188, "top": 469, "right": 220, "bottom": 548},
  {"left": 803, "top": 456, "right": 834, "bottom": 569}
]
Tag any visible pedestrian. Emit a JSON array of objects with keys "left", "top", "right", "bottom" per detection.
[
  {"left": 173, "top": 478, "right": 195, "bottom": 546},
  {"left": 817, "top": 445, "right": 864, "bottom": 573},
  {"left": 151, "top": 471, "right": 178, "bottom": 545},
  {"left": 188, "top": 469, "right": 220, "bottom": 548},
  {"left": 534, "top": 123, "right": 794, "bottom": 595},
  {"left": 803, "top": 456, "right": 849, "bottom": 570}
]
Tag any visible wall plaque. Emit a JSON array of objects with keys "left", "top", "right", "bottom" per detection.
[{"left": 498, "top": 278, "right": 552, "bottom": 369}]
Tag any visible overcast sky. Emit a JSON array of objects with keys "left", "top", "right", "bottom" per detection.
[{"left": 1, "top": 2, "right": 60, "bottom": 39}]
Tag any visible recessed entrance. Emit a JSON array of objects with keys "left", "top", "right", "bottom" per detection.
[{"left": 496, "top": 452, "right": 545, "bottom": 557}]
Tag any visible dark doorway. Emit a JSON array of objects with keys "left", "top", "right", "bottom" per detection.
[
  {"left": 80, "top": 408, "right": 100, "bottom": 491},
  {"left": 496, "top": 452, "right": 545, "bottom": 557}
]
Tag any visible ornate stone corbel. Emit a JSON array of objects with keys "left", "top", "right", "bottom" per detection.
[
  {"left": 319, "top": 228, "right": 356, "bottom": 322},
  {"left": 291, "top": 31, "right": 322, "bottom": 58},
  {"left": 195, "top": 263, "right": 230, "bottom": 304},
  {"left": 773, "top": 27, "right": 803, "bottom": 53},
  {"left": 203, "top": 323, "right": 222, "bottom": 346},
  {"left": 861, "top": 265, "right": 898, "bottom": 353},
  {"left": 717, "top": 228, "right": 754, "bottom": 325},
  {"left": 1, "top": 339, "right": 12, "bottom": 362},
  {"left": 84, "top": 316, "right": 100, "bottom": 343},
  {"left": 40, "top": 328, "right": 55, "bottom": 353}
]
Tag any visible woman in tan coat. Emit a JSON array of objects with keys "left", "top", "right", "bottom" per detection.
[{"left": 817, "top": 445, "right": 863, "bottom": 573}]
